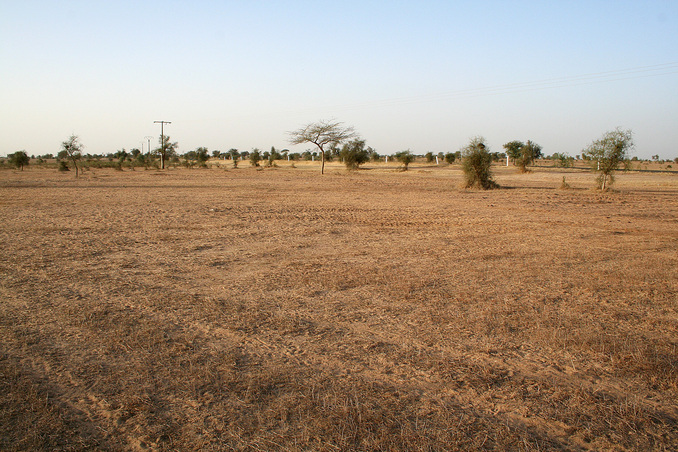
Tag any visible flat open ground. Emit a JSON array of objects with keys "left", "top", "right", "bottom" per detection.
[{"left": 1, "top": 163, "right": 677, "bottom": 451}]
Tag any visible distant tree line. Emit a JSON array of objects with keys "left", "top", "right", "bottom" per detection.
[{"left": 2, "top": 126, "right": 670, "bottom": 191}]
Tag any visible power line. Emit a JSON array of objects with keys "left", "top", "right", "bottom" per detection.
[
  {"left": 184, "top": 62, "right": 678, "bottom": 122},
  {"left": 267, "top": 62, "right": 678, "bottom": 117},
  {"left": 329, "top": 62, "right": 678, "bottom": 112}
]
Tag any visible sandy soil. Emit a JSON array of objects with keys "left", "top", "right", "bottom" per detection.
[{"left": 1, "top": 163, "right": 677, "bottom": 450}]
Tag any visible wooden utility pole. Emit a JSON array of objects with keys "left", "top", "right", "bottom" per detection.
[{"left": 154, "top": 120, "right": 171, "bottom": 169}]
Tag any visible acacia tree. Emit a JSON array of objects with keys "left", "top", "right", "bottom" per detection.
[
  {"left": 288, "top": 120, "right": 357, "bottom": 174},
  {"left": 503, "top": 141, "right": 524, "bottom": 164},
  {"left": 59, "top": 135, "right": 83, "bottom": 177},
  {"left": 503, "top": 139, "right": 542, "bottom": 172},
  {"left": 195, "top": 147, "right": 209, "bottom": 167},
  {"left": 583, "top": 128, "right": 634, "bottom": 190},
  {"left": 461, "top": 137, "right": 498, "bottom": 189},
  {"left": 517, "top": 140, "right": 543, "bottom": 172},
  {"left": 8, "top": 151, "right": 30, "bottom": 170}
]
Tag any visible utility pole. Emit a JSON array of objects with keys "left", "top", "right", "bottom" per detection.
[{"left": 154, "top": 121, "right": 171, "bottom": 169}]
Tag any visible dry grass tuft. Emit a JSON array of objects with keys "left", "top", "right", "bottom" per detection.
[{"left": 559, "top": 176, "right": 571, "bottom": 190}]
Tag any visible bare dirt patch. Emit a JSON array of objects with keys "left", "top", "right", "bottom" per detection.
[{"left": 1, "top": 165, "right": 677, "bottom": 450}]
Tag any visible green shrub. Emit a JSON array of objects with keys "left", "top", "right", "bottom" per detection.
[
  {"left": 583, "top": 128, "right": 634, "bottom": 191},
  {"left": 552, "top": 152, "right": 573, "bottom": 168},
  {"left": 8, "top": 151, "right": 30, "bottom": 170},
  {"left": 249, "top": 149, "right": 261, "bottom": 167},
  {"left": 517, "top": 140, "right": 542, "bottom": 172},
  {"left": 461, "top": 137, "right": 498, "bottom": 189},
  {"left": 395, "top": 150, "right": 415, "bottom": 171},
  {"left": 340, "top": 139, "right": 370, "bottom": 170}
]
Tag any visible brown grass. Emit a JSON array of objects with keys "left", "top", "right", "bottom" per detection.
[{"left": 1, "top": 163, "right": 677, "bottom": 451}]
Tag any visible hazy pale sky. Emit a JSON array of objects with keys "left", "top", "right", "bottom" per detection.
[{"left": 2, "top": 1, "right": 677, "bottom": 159}]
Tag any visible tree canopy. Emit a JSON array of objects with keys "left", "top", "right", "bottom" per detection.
[
  {"left": 583, "top": 128, "right": 634, "bottom": 190},
  {"left": 59, "top": 135, "right": 83, "bottom": 177},
  {"left": 8, "top": 151, "right": 29, "bottom": 170},
  {"left": 195, "top": 147, "right": 209, "bottom": 165},
  {"left": 288, "top": 120, "right": 357, "bottom": 174},
  {"left": 503, "top": 141, "right": 524, "bottom": 162},
  {"left": 503, "top": 140, "right": 542, "bottom": 172},
  {"left": 518, "top": 140, "right": 543, "bottom": 172}
]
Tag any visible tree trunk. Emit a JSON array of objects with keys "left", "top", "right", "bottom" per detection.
[
  {"left": 321, "top": 150, "right": 325, "bottom": 175},
  {"left": 71, "top": 157, "right": 79, "bottom": 178}
]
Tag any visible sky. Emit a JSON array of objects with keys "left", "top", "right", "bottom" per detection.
[{"left": 1, "top": 0, "right": 677, "bottom": 159}]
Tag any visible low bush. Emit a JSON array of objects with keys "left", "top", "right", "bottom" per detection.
[
  {"left": 461, "top": 137, "right": 498, "bottom": 189},
  {"left": 340, "top": 139, "right": 370, "bottom": 170},
  {"left": 395, "top": 150, "right": 415, "bottom": 171}
]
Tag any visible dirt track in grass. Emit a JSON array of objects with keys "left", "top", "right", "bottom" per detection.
[{"left": 1, "top": 163, "right": 677, "bottom": 450}]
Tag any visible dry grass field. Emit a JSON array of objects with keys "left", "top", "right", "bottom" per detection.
[{"left": 1, "top": 162, "right": 677, "bottom": 451}]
